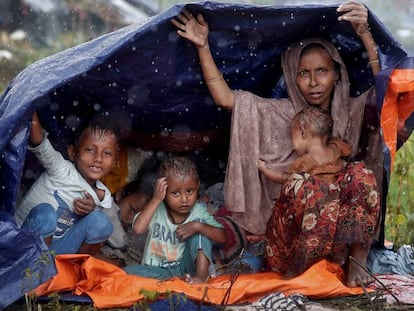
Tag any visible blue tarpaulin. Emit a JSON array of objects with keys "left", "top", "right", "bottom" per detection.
[{"left": 0, "top": 1, "right": 407, "bottom": 308}]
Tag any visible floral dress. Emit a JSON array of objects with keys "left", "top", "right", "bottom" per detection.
[{"left": 265, "top": 161, "right": 380, "bottom": 275}]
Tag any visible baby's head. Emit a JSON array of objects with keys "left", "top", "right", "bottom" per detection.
[
  {"left": 292, "top": 106, "right": 332, "bottom": 138},
  {"left": 67, "top": 116, "right": 120, "bottom": 185},
  {"left": 291, "top": 106, "right": 332, "bottom": 154}
]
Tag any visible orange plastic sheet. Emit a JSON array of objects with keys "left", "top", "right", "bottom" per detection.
[
  {"left": 35, "top": 254, "right": 365, "bottom": 309},
  {"left": 381, "top": 68, "right": 414, "bottom": 171}
]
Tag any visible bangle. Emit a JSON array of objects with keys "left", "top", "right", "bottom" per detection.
[
  {"left": 368, "top": 59, "right": 379, "bottom": 65},
  {"left": 131, "top": 212, "right": 140, "bottom": 230},
  {"left": 205, "top": 73, "right": 223, "bottom": 83}
]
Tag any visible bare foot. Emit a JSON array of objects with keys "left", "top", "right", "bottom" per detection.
[
  {"left": 345, "top": 243, "right": 374, "bottom": 287},
  {"left": 183, "top": 273, "right": 208, "bottom": 284}
]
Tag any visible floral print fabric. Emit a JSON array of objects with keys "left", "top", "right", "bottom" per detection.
[{"left": 265, "top": 161, "right": 380, "bottom": 275}]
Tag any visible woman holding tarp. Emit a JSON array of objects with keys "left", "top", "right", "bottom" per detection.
[{"left": 172, "top": 0, "right": 381, "bottom": 287}]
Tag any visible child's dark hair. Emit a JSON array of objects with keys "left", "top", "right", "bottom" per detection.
[
  {"left": 158, "top": 156, "right": 199, "bottom": 182},
  {"left": 293, "top": 106, "right": 333, "bottom": 138},
  {"left": 71, "top": 114, "right": 120, "bottom": 147}
]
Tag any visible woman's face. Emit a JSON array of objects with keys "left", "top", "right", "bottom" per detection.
[{"left": 296, "top": 47, "right": 338, "bottom": 111}]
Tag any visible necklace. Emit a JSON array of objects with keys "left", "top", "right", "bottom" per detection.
[{"left": 167, "top": 209, "right": 188, "bottom": 225}]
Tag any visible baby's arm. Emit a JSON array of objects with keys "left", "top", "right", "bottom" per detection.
[
  {"left": 133, "top": 177, "right": 167, "bottom": 234},
  {"left": 30, "top": 111, "right": 44, "bottom": 146},
  {"left": 258, "top": 160, "right": 287, "bottom": 184},
  {"left": 176, "top": 222, "right": 226, "bottom": 244}
]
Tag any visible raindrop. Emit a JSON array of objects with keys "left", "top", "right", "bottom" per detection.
[
  {"left": 217, "top": 37, "right": 228, "bottom": 48},
  {"left": 168, "top": 31, "right": 179, "bottom": 43},
  {"left": 94, "top": 103, "right": 101, "bottom": 111},
  {"left": 290, "top": 13, "right": 295, "bottom": 20},
  {"left": 50, "top": 103, "right": 59, "bottom": 111},
  {"left": 203, "top": 136, "right": 210, "bottom": 143},
  {"left": 234, "top": 25, "right": 241, "bottom": 31},
  {"left": 65, "top": 115, "right": 81, "bottom": 129},
  {"left": 24, "top": 168, "right": 36, "bottom": 179}
]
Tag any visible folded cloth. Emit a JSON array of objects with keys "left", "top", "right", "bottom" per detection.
[{"left": 367, "top": 245, "right": 414, "bottom": 275}]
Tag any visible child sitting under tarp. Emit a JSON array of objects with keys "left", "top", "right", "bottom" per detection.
[
  {"left": 125, "top": 156, "right": 226, "bottom": 283},
  {"left": 15, "top": 111, "right": 118, "bottom": 255}
]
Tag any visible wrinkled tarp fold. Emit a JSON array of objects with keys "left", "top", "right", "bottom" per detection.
[
  {"left": 35, "top": 254, "right": 366, "bottom": 309},
  {"left": 0, "top": 213, "right": 56, "bottom": 310}
]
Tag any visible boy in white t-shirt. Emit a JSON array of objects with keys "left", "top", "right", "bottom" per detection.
[{"left": 14, "top": 111, "right": 118, "bottom": 255}]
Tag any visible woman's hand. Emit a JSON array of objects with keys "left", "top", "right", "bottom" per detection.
[
  {"left": 337, "top": 1, "right": 369, "bottom": 37},
  {"left": 171, "top": 9, "right": 209, "bottom": 48}
]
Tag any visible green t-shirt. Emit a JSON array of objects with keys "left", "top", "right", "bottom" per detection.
[{"left": 141, "top": 201, "right": 222, "bottom": 267}]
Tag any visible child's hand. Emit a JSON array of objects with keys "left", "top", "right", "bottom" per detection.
[
  {"left": 176, "top": 222, "right": 198, "bottom": 240},
  {"left": 153, "top": 177, "right": 168, "bottom": 202},
  {"left": 73, "top": 192, "right": 94, "bottom": 215}
]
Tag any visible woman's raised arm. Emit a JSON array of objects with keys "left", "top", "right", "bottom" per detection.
[
  {"left": 171, "top": 10, "right": 235, "bottom": 110},
  {"left": 337, "top": 0, "right": 380, "bottom": 75}
]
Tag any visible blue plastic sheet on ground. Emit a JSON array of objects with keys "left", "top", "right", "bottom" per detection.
[
  {"left": 0, "top": 212, "right": 57, "bottom": 309},
  {"left": 146, "top": 294, "right": 218, "bottom": 311},
  {"left": 0, "top": 1, "right": 408, "bottom": 309}
]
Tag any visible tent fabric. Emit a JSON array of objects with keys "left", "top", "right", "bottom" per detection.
[
  {"left": 35, "top": 254, "right": 366, "bottom": 309},
  {"left": 0, "top": 1, "right": 407, "bottom": 214},
  {"left": 0, "top": 212, "right": 57, "bottom": 310},
  {"left": 379, "top": 57, "right": 414, "bottom": 172},
  {"left": 0, "top": 1, "right": 408, "bottom": 309}
]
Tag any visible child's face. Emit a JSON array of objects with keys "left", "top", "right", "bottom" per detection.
[
  {"left": 67, "top": 128, "right": 118, "bottom": 185},
  {"left": 291, "top": 122, "right": 307, "bottom": 155},
  {"left": 164, "top": 174, "right": 199, "bottom": 219},
  {"left": 118, "top": 192, "right": 150, "bottom": 228}
]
